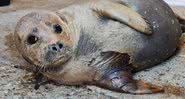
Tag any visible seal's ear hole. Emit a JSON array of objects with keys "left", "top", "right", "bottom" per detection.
[
  {"left": 53, "top": 24, "right": 63, "bottom": 34},
  {"left": 27, "top": 34, "right": 39, "bottom": 45}
]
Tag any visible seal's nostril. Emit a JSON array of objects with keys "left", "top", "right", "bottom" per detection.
[
  {"left": 49, "top": 43, "right": 63, "bottom": 52},
  {"left": 58, "top": 43, "right": 63, "bottom": 49},
  {"left": 52, "top": 46, "right": 58, "bottom": 51}
]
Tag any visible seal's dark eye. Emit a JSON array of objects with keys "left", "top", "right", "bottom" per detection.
[
  {"left": 53, "top": 24, "right": 63, "bottom": 34},
  {"left": 27, "top": 35, "right": 39, "bottom": 45}
]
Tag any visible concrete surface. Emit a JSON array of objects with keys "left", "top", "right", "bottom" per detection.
[{"left": 0, "top": 0, "right": 185, "bottom": 99}]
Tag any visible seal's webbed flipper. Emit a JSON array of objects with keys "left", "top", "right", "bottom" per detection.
[
  {"left": 93, "top": 52, "right": 163, "bottom": 94},
  {"left": 97, "top": 67, "right": 164, "bottom": 94},
  {"left": 91, "top": 0, "right": 152, "bottom": 34}
]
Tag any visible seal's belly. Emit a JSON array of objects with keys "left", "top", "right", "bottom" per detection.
[{"left": 91, "top": 0, "right": 182, "bottom": 71}]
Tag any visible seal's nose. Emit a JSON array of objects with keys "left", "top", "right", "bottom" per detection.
[{"left": 48, "top": 42, "right": 64, "bottom": 52}]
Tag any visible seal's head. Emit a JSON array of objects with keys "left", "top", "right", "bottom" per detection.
[{"left": 14, "top": 11, "right": 74, "bottom": 70}]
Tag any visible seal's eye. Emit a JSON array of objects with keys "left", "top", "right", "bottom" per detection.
[
  {"left": 53, "top": 24, "right": 63, "bottom": 34},
  {"left": 27, "top": 35, "right": 39, "bottom": 45}
]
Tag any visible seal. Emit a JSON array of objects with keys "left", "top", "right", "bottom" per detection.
[{"left": 14, "top": 0, "right": 184, "bottom": 94}]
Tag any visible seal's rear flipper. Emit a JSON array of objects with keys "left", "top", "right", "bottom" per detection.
[
  {"left": 91, "top": 0, "right": 152, "bottom": 34},
  {"left": 171, "top": 7, "right": 185, "bottom": 32}
]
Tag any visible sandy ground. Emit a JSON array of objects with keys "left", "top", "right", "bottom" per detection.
[{"left": 0, "top": 0, "right": 185, "bottom": 99}]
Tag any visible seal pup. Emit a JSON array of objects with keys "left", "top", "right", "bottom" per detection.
[{"left": 14, "top": 0, "right": 184, "bottom": 94}]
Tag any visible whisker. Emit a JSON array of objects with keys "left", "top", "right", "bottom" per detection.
[{"left": 38, "top": 63, "right": 45, "bottom": 72}]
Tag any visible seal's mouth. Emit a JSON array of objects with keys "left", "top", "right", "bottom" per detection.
[
  {"left": 49, "top": 55, "right": 69, "bottom": 66},
  {"left": 34, "top": 56, "right": 69, "bottom": 72},
  {"left": 35, "top": 47, "right": 73, "bottom": 72}
]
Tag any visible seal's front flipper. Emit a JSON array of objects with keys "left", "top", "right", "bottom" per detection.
[
  {"left": 91, "top": 0, "right": 152, "bottom": 34},
  {"left": 132, "top": 80, "right": 164, "bottom": 94},
  {"left": 97, "top": 69, "right": 164, "bottom": 94},
  {"left": 92, "top": 52, "right": 163, "bottom": 94},
  {"left": 171, "top": 7, "right": 185, "bottom": 32}
]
